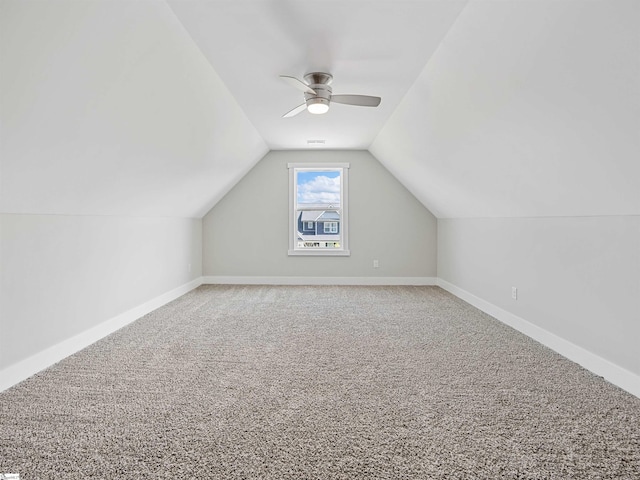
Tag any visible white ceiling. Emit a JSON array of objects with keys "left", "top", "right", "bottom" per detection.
[
  {"left": 1, "top": 0, "right": 638, "bottom": 219},
  {"left": 166, "top": 0, "right": 468, "bottom": 150},
  {"left": 371, "top": 0, "right": 640, "bottom": 218},
  {"left": 0, "top": 0, "right": 268, "bottom": 217}
]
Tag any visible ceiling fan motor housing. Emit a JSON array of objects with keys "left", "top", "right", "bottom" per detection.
[
  {"left": 304, "top": 72, "right": 332, "bottom": 114},
  {"left": 304, "top": 72, "right": 333, "bottom": 86}
]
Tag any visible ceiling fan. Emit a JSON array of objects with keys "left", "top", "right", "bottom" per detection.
[{"left": 280, "top": 72, "right": 381, "bottom": 117}]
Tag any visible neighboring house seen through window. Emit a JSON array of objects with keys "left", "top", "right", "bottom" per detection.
[{"left": 288, "top": 163, "right": 350, "bottom": 256}]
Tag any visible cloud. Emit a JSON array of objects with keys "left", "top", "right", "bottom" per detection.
[{"left": 297, "top": 175, "right": 340, "bottom": 204}]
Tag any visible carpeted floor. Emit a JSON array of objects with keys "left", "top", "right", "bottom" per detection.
[{"left": 1, "top": 285, "right": 639, "bottom": 479}]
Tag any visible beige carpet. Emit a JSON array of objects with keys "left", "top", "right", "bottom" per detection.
[{"left": 1, "top": 285, "right": 639, "bottom": 479}]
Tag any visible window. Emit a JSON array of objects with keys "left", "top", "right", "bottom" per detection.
[
  {"left": 288, "top": 163, "right": 350, "bottom": 256},
  {"left": 324, "top": 222, "right": 338, "bottom": 233}
]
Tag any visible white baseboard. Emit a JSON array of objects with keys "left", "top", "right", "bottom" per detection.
[
  {"left": 5, "top": 276, "right": 636, "bottom": 400},
  {"left": 0, "top": 277, "right": 204, "bottom": 393},
  {"left": 202, "top": 276, "right": 438, "bottom": 286},
  {"left": 437, "top": 278, "right": 640, "bottom": 399}
]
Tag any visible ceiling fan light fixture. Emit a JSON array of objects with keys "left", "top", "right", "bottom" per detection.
[{"left": 306, "top": 98, "right": 329, "bottom": 115}]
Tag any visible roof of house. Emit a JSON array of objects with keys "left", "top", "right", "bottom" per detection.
[{"left": 300, "top": 211, "right": 340, "bottom": 222}]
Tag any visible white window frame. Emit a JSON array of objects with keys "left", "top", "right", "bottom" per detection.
[
  {"left": 324, "top": 221, "right": 338, "bottom": 233},
  {"left": 288, "top": 163, "right": 350, "bottom": 256}
]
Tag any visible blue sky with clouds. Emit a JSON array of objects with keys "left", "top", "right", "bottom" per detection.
[{"left": 297, "top": 170, "right": 340, "bottom": 205}]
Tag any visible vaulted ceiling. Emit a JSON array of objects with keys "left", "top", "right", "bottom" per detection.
[{"left": 1, "top": 0, "right": 638, "bottom": 219}]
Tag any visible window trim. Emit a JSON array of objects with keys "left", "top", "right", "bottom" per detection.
[{"left": 288, "top": 163, "right": 350, "bottom": 256}]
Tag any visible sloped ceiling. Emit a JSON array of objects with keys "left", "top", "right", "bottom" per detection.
[
  {"left": 371, "top": 0, "right": 640, "bottom": 218},
  {"left": 0, "top": 0, "right": 268, "bottom": 218},
  {"left": 1, "top": 0, "right": 638, "bottom": 219}
]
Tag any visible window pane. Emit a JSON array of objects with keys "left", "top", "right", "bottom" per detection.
[
  {"left": 297, "top": 170, "right": 340, "bottom": 206},
  {"left": 295, "top": 208, "right": 341, "bottom": 249}
]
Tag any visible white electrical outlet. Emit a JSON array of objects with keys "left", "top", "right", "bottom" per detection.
[
  {"left": 511, "top": 287, "right": 518, "bottom": 300},
  {"left": 373, "top": 259, "right": 379, "bottom": 268}
]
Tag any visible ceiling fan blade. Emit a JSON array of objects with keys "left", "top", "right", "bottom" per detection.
[
  {"left": 280, "top": 75, "right": 317, "bottom": 95},
  {"left": 330, "top": 94, "right": 381, "bottom": 107},
  {"left": 283, "top": 103, "right": 307, "bottom": 118}
]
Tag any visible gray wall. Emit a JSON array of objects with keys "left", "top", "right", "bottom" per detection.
[
  {"left": 203, "top": 150, "right": 437, "bottom": 279},
  {"left": 0, "top": 214, "right": 202, "bottom": 370},
  {"left": 437, "top": 216, "right": 640, "bottom": 377}
]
